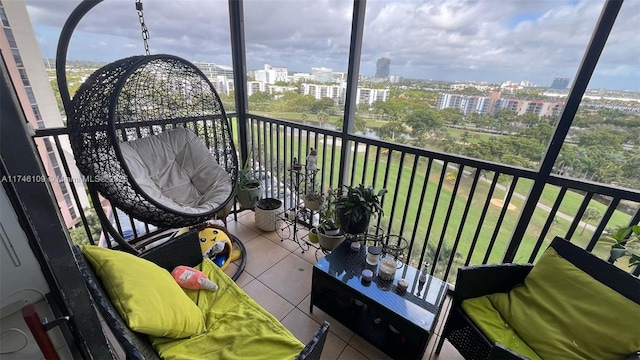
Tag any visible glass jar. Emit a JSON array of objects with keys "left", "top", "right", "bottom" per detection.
[
  {"left": 378, "top": 257, "right": 397, "bottom": 281},
  {"left": 366, "top": 246, "right": 381, "bottom": 265}
]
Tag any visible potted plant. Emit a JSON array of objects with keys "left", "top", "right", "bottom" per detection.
[
  {"left": 599, "top": 225, "right": 640, "bottom": 266},
  {"left": 318, "top": 188, "right": 340, "bottom": 235},
  {"left": 308, "top": 227, "right": 319, "bottom": 244},
  {"left": 236, "top": 152, "right": 262, "bottom": 209},
  {"left": 304, "top": 192, "right": 325, "bottom": 211},
  {"left": 335, "top": 184, "right": 387, "bottom": 235},
  {"left": 317, "top": 188, "right": 344, "bottom": 250}
]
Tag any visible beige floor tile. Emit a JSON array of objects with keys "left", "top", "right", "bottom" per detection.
[
  {"left": 263, "top": 225, "right": 307, "bottom": 252},
  {"left": 258, "top": 253, "right": 312, "bottom": 306},
  {"left": 235, "top": 211, "right": 265, "bottom": 232},
  {"left": 337, "top": 345, "right": 369, "bottom": 360},
  {"left": 319, "top": 332, "right": 348, "bottom": 360},
  {"left": 299, "top": 294, "right": 354, "bottom": 343},
  {"left": 348, "top": 335, "right": 392, "bottom": 360},
  {"left": 242, "top": 236, "right": 290, "bottom": 277},
  {"left": 223, "top": 262, "right": 254, "bottom": 288},
  {"left": 225, "top": 220, "right": 262, "bottom": 243},
  {"left": 242, "top": 279, "right": 295, "bottom": 321},
  {"left": 281, "top": 308, "right": 322, "bottom": 344}
]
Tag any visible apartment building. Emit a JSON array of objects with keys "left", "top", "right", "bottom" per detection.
[{"left": 1, "top": 0, "right": 88, "bottom": 228}]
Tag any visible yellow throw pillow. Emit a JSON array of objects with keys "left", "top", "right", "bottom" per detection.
[{"left": 82, "top": 245, "right": 206, "bottom": 338}]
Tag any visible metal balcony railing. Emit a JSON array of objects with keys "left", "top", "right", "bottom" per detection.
[{"left": 33, "top": 113, "right": 640, "bottom": 283}]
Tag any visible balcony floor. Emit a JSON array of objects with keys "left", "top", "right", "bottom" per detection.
[{"left": 216, "top": 210, "right": 463, "bottom": 360}]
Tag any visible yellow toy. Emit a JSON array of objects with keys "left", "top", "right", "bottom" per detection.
[{"left": 173, "top": 224, "right": 241, "bottom": 272}]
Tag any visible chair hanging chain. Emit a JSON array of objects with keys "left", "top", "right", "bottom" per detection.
[{"left": 135, "top": 0, "right": 150, "bottom": 55}]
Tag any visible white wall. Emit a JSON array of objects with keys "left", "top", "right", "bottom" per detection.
[{"left": 0, "top": 186, "right": 49, "bottom": 318}]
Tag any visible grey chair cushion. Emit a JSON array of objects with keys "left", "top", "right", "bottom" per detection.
[{"left": 120, "top": 128, "right": 233, "bottom": 214}]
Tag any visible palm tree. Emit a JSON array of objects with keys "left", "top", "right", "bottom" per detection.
[{"left": 581, "top": 207, "right": 601, "bottom": 235}]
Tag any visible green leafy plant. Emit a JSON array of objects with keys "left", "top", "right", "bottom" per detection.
[
  {"left": 236, "top": 151, "right": 262, "bottom": 208},
  {"left": 599, "top": 225, "right": 640, "bottom": 267},
  {"left": 237, "top": 151, "right": 260, "bottom": 190},
  {"left": 318, "top": 188, "right": 340, "bottom": 232},
  {"left": 335, "top": 184, "right": 387, "bottom": 230}
]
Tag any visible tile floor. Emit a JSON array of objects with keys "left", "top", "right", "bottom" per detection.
[{"left": 219, "top": 210, "right": 464, "bottom": 360}]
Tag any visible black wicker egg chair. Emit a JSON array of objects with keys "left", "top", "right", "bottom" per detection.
[{"left": 56, "top": 0, "right": 245, "bottom": 279}]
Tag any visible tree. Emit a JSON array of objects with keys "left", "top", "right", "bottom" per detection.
[
  {"left": 316, "top": 111, "right": 330, "bottom": 128},
  {"left": 68, "top": 209, "right": 103, "bottom": 246},
  {"left": 439, "top": 108, "right": 464, "bottom": 125},
  {"left": 376, "top": 121, "right": 407, "bottom": 142},
  {"left": 406, "top": 108, "right": 443, "bottom": 139},
  {"left": 334, "top": 115, "right": 366, "bottom": 133},
  {"left": 310, "top": 97, "right": 334, "bottom": 114},
  {"left": 576, "top": 128, "right": 624, "bottom": 149},
  {"left": 580, "top": 207, "right": 601, "bottom": 235}
]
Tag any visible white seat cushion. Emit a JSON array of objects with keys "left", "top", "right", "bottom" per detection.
[{"left": 120, "top": 128, "right": 233, "bottom": 214}]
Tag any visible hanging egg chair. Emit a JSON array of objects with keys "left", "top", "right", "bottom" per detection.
[
  {"left": 68, "top": 54, "right": 236, "bottom": 228},
  {"left": 56, "top": 0, "right": 245, "bottom": 280}
]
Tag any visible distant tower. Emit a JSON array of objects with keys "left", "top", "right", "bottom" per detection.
[
  {"left": 375, "top": 58, "right": 391, "bottom": 78},
  {"left": 550, "top": 78, "right": 570, "bottom": 90}
]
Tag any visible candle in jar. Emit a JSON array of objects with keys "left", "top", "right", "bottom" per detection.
[
  {"left": 379, "top": 257, "right": 397, "bottom": 281},
  {"left": 397, "top": 278, "right": 408, "bottom": 292},
  {"left": 366, "top": 246, "right": 381, "bottom": 265}
]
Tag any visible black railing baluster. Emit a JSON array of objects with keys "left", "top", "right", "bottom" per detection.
[
  {"left": 483, "top": 177, "right": 519, "bottom": 264},
  {"left": 465, "top": 172, "right": 500, "bottom": 266},
  {"left": 586, "top": 197, "right": 621, "bottom": 251},
  {"left": 361, "top": 143, "right": 370, "bottom": 185},
  {"left": 444, "top": 168, "right": 480, "bottom": 279},
  {"left": 51, "top": 135, "right": 94, "bottom": 244},
  {"left": 387, "top": 151, "right": 405, "bottom": 235},
  {"left": 566, "top": 192, "right": 594, "bottom": 240},
  {"left": 432, "top": 165, "right": 464, "bottom": 280},
  {"left": 420, "top": 161, "right": 447, "bottom": 274},
  {"left": 399, "top": 155, "right": 419, "bottom": 237},
  {"left": 350, "top": 140, "right": 359, "bottom": 187},
  {"left": 408, "top": 157, "right": 433, "bottom": 264},
  {"left": 377, "top": 149, "right": 393, "bottom": 232},
  {"left": 529, "top": 186, "right": 568, "bottom": 262}
]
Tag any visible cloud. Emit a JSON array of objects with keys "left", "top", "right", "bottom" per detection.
[{"left": 25, "top": 0, "right": 639, "bottom": 91}]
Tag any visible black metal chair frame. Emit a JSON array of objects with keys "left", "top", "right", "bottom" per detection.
[{"left": 435, "top": 236, "right": 640, "bottom": 359}]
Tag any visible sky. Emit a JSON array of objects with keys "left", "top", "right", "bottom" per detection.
[{"left": 24, "top": 0, "right": 640, "bottom": 91}]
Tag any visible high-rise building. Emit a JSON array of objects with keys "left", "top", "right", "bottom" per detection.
[
  {"left": 375, "top": 57, "right": 391, "bottom": 78},
  {"left": 311, "top": 67, "right": 333, "bottom": 83},
  {"left": 550, "top": 77, "right": 570, "bottom": 90},
  {"left": 1, "top": 0, "right": 89, "bottom": 228}
]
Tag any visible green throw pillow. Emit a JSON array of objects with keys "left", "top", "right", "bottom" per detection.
[
  {"left": 82, "top": 245, "right": 206, "bottom": 338},
  {"left": 462, "top": 296, "right": 541, "bottom": 360},
  {"left": 488, "top": 247, "right": 640, "bottom": 359}
]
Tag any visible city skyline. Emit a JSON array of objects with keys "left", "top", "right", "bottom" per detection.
[{"left": 25, "top": 0, "right": 639, "bottom": 92}]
